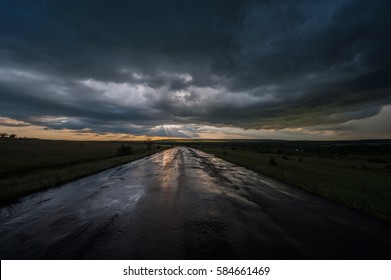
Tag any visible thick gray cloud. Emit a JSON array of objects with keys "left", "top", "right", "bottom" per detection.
[{"left": 0, "top": 0, "right": 390, "bottom": 138}]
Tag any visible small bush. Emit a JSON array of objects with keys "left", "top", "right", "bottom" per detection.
[
  {"left": 367, "top": 157, "right": 388, "bottom": 164},
  {"left": 283, "top": 155, "right": 289, "bottom": 160},
  {"left": 270, "top": 156, "right": 278, "bottom": 166},
  {"left": 299, "top": 157, "right": 303, "bottom": 162},
  {"left": 361, "top": 164, "right": 369, "bottom": 170},
  {"left": 223, "top": 151, "right": 228, "bottom": 155},
  {"left": 117, "top": 145, "right": 133, "bottom": 156}
]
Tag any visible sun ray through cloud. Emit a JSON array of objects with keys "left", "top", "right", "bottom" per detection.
[{"left": 0, "top": 0, "right": 389, "bottom": 140}]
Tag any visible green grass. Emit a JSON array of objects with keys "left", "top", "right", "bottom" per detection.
[
  {"left": 198, "top": 147, "right": 391, "bottom": 223},
  {"left": 0, "top": 138, "right": 165, "bottom": 204}
]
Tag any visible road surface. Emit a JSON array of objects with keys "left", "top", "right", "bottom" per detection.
[{"left": 1, "top": 147, "right": 391, "bottom": 259}]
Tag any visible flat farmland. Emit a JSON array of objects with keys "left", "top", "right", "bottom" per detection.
[
  {"left": 0, "top": 138, "right": 164, "bottom": 204},
  {"left": 174, "top": 140, "right": 391, "bottom": 223}
]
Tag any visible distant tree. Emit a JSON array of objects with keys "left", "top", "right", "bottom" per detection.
[
  {"left": 144, "top": 138, "right": 154, "bottom": 150},
  {"left": 9, "top": 134, "right": 17, "bottom": 138},
  {"left": 0, "top": 132, "right": 8, "bottom": 138}
]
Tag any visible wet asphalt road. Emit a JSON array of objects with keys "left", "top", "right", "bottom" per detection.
[{"left": 1, "top": 147, "right": 391, "bottom": 259}]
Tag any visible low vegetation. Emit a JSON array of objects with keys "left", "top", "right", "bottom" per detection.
[
  {"left": 2, "top": 138, "right": 391, "bottom": 223},
  {"left": 173, "top": 140, "right": 391, "bottom": 223},
  {"left": 0, "top": 138, "right": 165, "bottom": 205}
]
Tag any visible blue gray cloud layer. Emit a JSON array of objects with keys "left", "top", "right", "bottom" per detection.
[{"left": 0, "top": 0, "right": 390, "bottom": 137}]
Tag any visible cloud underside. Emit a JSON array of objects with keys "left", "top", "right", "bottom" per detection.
[{"left": 0, "top": 0, "right": 390, "bottom": 139}]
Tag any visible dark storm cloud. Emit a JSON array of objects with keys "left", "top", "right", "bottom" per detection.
[
  {"left": 0, "top": 0, "right": 242, "bottom": 79},
  {"left": 0, "top": 0, "right": 390, "bottom": 137}
]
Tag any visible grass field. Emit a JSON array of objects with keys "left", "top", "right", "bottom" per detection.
[
  {"left": 0, "top": 138, "right": 164, "bottom": 205},
  {"left": 2, "top": 138, "right": 391, "bottom": 223},
  {"left": 191, "top": 141, "right": 391, "bottom": 223}
]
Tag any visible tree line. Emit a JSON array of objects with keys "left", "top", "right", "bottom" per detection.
[{"left": 0, "top": 132, "right": 18, "bottom": 138}]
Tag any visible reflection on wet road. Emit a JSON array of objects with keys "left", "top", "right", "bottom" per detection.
[{"left": 1, "top": 147, "right": 391, "bottom": 259}]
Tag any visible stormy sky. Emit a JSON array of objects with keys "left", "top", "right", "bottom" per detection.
[{"left": 0, "top": 0, "right": 390, "bottom": 140}]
